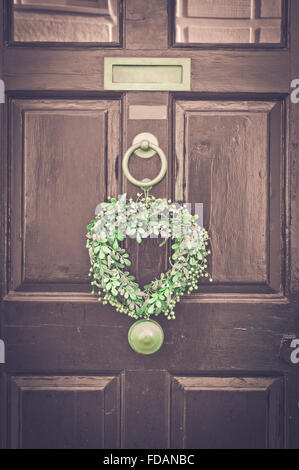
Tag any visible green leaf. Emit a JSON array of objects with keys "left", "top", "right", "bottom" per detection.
[
  {"left": 149, "top": 295, "right": 158, "bottom": 304},
  {"left": 136, "top": 305, "right": 146, "bottom": 317},
  {"left": 87, "top": 220, "right": 96, "bottom": 230},
  {"left": 116, "top": 263, "right": 125, "bottom": 268},
  {"left": 148, "top": 304, "right": 155, "bottom": 314},
  {"left": 111, "top": 288, "right": 118, "bottom": 296},
  {"left": 124, "top": 258, "right": 131, "bottom": 267},
  {"left": 112, "top": 239, "right": 119, "bottom": 251}
]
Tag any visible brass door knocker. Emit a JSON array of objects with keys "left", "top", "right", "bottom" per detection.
[{"left": 122, "top": 133, "right": 167, "bottom": 191}]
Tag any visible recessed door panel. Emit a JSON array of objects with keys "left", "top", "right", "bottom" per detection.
[
  {"left": 13, "top": 0, "right": 121, "bottom": 43},
  {"left": 174, "top": 0, "right": 284, "bottom": 45},
  {"left": 171, "top": 376, "right": 284, "bottom": 449},
  {"left": 9, "top": 99, "right": 120, "bottom": 292},
  {"left": 175, "top": 100, "right": 283, "bottom": 294},
  {"left": 9, "top": 375, "right": 121, "bottom": 449}
]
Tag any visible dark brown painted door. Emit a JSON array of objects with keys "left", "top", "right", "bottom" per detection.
[{"left": 1, "top": 0, "right": 299, "bottom": 449}]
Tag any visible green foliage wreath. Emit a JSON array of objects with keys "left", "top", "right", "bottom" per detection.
[{"left": 86, "top": 193, "right": 212, "bottom": 320}]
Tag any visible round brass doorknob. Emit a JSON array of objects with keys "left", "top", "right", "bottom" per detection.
[{"left": 122, "top": 140, "right": 167, "bottom": 189}]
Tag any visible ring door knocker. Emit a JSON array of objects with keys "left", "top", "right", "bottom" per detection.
[
  {"left": 123, "top": 133, "right": 166, "bottom": 355},
  {"left": 122, "top": 132, "right": 167, "bottom": 191}
]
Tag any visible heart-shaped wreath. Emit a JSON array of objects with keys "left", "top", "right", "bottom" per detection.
[{"left": 86, "top": 193, "right": 212, "bottom": 320}]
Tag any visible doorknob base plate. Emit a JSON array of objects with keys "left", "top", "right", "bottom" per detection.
[{"left": 132, "top": 133, "right": 159, "bottom": 159}]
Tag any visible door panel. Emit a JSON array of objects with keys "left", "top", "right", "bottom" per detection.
[
  {"left": 174, "top": 0, "right": 285, "bottom": 45},
  {"left": 175, "top": 100, "right": 283, "bottom": 294},
  {"left": 13, "top": 0, "right": 121, "bottom": 43},
  {"left": 123, "top": 371, "right": 170, "bottom": 449},
  {"left": 10, "top": 375, "right": 120, "bottom": 449},
  {"left": 1, "top": 0, "right": 299, "bottom": 450},
  {"left": 171, "top": 376, "right": 284, "bottom": 449},
  {"left": 125, "top": 0, "right": 168, "bottom": 50},
  {"left": 9, "top": 99, "right": 120, "bottom": 293}
]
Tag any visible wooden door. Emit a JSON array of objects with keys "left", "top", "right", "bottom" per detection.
[{"left": 1, "top": 0, "right": 299, "bottom": 449}]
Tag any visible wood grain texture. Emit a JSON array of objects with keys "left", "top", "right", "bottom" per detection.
[
  {"left": 287, "top": 373, "right": 299, "bottom": 448},
  {"left": 0, "top": 0, "right": 5, "bottom": 452},
  {"left": 9, "top": 375, "right": 120, "bottom": 449},
  {"left": 3, "top": 298, "right": 297, "bottom": 449},
  {"left": 3, "top": 299, "right": 298, "bottom": 372},
  {"left": 290, "top": 0, "right": 299, "bottom": 295},
  {"left": 175, "top": 100, "right": 283, "bottom": 290},
  {"left": 3, "top": 48, "right": 289, "bottom": 93},
  {"left": 0, "top": 0, "right": 4, "bottom": 299},
  {"left": 171, "top": 376, "right": 284, "bottom": 449},
  {"left": 260, "top": 0, "right": 282, "bottom": 18},
  {"left": 9, "top": 99, "right": 120, "bottom": 291},
  {"left": 14, "top": 0, "right": 113, "bottom": 15},
  {"left": 13, "top": 0, "right": 120, "bottom": 43},
  {"left": 175, "top": 0, "right": 283, "bottom": 45},
  {"left": 122, "top": 370, "right": 170, "bottom": 448},
  {"left": 125, "top": 0, "right": 168, "bottom": 50},
  {"left": 1, "top": 0, "right": 298, "bottom": 450},
  {"left": 185, "top": 0, "right": 252, "bottom": 18},
  {"left": 288, "top": 1, "right": 299, "bottom": 446},
  {"left": 3, "top": 290, "right": 288, "bottom": 303}
]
